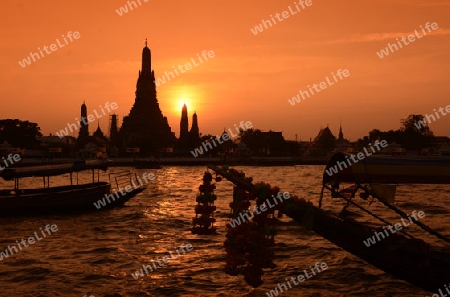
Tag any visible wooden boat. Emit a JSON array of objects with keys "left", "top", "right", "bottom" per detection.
[
  {"left": 207, "top": 163, "right": 450, "bottom": 294},
  {"left": 286, "top": 198, "right": 450, "bottom": 293},
  {"left": 319, "top": 153, "right": 450, "bottom": 293},
  {"left": 323, "top": 152, "right": 450, "bottom": 184},
  {"left": 0, "top": 160, "right": 145, "bottom": 215}
]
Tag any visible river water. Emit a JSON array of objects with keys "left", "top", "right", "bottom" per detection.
[{"left": 0, "top": 166, "right": 448, "bottom": 297}]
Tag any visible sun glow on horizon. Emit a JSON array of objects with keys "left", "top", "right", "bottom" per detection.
[
  {"left": 179, "top": 99, "right": 188, "bottom": 110},
  {"left": 167, "top": 85, "right": 204, "bottom": 119}
]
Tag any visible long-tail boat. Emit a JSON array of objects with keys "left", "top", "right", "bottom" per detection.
[
  {"left": 207, "top": 158, "right": 450, "bottom": 294},
  {"left": 0, "top": 160, "right": 145, "bottom": 215},
  {"left": 318, "top": 153, "right": 450, "bottom": 293}
]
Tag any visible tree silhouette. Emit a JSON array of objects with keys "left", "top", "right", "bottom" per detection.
[
  {"left": 359, "top": 114, "right": 434, "bottom": 151},
  {"left": 0, "top": 119, "right": 42, "bottom": 149},
  {"left": 239, "top": 129, "right": 287, "bottom": 156},
  {"left": 400, "top": 114, "right": 433, "bottom": 149},
  {"left": 401, "top": 114, "right": 433, "bottom": 137}
]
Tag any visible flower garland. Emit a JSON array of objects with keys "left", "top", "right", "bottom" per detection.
[
  {"left": 191, "top": 171, "right": 217, "bottom": 235},
  {"left": 223, "top": 168, "right": 283, "bottom": 287}
]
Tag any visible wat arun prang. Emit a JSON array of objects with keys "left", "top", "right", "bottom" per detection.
[{"left": 119, "top": 40, "right": 177, "bottom": 154}]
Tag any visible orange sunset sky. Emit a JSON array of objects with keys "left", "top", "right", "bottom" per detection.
[{"left": 1, "top": 0, "right": 450, "bottom": 141}]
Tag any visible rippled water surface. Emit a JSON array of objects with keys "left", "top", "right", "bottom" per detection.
[{"left": 0, "top": 166, "right": 449, "bottom": 297}]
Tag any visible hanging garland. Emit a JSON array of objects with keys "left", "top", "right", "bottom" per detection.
[
  {"left": 242, "top": 182, "right": 279, "bottom": 287},
  {"left": 222, "top": 168, "right": 286, "bottom": 287},
  {"left": 192, "top": 166, "right": 311, "bottom": 287},
  {"left": 224, "top": 185, "right": 252, "bottom": 277},
  {"left": 191, "top": 171, "right": 217, "bottom": 235}
]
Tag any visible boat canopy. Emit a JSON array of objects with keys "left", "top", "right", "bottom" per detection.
[
  {"left": 323, "top": 152, "right": 450, "bottom": 184},
  {"left": 1, "top": 160, "right": 110, "bottom": 181}
]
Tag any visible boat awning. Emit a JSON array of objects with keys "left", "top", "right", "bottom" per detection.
[
  {"left": 1, "top": 160, "right": 110, "bottom": 181},
  {"left": 323, "top": 152, "right": 450, "bottom": 184}
]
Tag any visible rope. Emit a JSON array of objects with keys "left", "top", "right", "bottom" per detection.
[
  {"left": 358, "top": 183, "right": 450, "bottom": 244},
  {"left": 322, "top": 184, "right": 414, "bottom": 240}
]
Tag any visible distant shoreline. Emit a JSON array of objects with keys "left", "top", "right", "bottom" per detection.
[
  {"left": 9, "top": 157, "right": 330, "bottom": 167},
  {"left": 10, "top": 154, "right": 450, "bottom": 168}
]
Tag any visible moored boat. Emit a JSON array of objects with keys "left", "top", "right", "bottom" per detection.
[
  {"left": 323, "top": 152, "right": 450, "bottom": 184},
  {"left": 0, "top": 160, "right": 145, "bottom": 215},
  {"left": 320, "top": 153, "right": 450, "bottom": 293}
]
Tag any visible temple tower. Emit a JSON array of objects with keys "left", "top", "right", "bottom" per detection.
[
  {"left": 77, "top": 102, "right": 90, "bottom": 148},
  {"left": 338, "top": 123, "right": 344, "bottom": 141},
  {"left": 188, "top": 112, "right": 201, "bottom": 148},
  {"left": 180, "top": 104, "right": 189, "bottom": 141},
  {"left": 119, "top": 40, "right": 176, "bottom": 154}
]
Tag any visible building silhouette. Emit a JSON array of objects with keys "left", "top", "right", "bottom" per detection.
[
  {"left": 338, "top": 124, "right": 344, "bottom": 141},
  {"left": 177, "top": 104, "right": 201, "bottom": 149},
  {"left": 92, "top": 122, "right": 108, "bottom": 144},
  {"left": 306, "top": 124, "right": 351, "bottom": 156},
  {"left": 188, "top": 112, "right": 200, "bottom": 147},
  {"left": 109, "top": 114, "right": 119, "bottom": 144},
  {"left": 308, "top": 126, "right": 336, "bottom": 156},
  {"left": 74, "top": 102, "right": 110, "bottom": 157},
  {"left": 179, "top": 104, "right": 189, "bottom": 147},
  {"left": 335, "top": 123, "right": 351, "bottom": 151},
  {"left": 77, "top": 102, "right": 90, "bottom": 149},
  {"left": 119, "top": 40, "right": 176, "bottom": 154}
]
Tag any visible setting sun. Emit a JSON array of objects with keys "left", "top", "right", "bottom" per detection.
[
  {"left": 179, "top": 99, "right": 188, "bottom": 110},
  {"left": 2, "top": 1, "right": 450, "bottom": 296},
  {"left": 162, "top": 84, "right": 205, "bottom": 128}
]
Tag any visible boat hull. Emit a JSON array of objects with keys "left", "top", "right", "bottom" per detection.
[
  {"left": 208, "top": 164, "right": 450, "bottom": 293},
  {"left": 0, "top": 182, "right": 145, "bottom": 215},
  {"left": 324, "top": 153, "right": 450, "bottom": 184},
  {"left": 285, "top": 204, "right": 450, "bottom": 293}
]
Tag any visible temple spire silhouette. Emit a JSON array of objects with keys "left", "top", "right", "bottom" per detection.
[
  {"left": 141, "top": 39, "right": 151, "bottom": 74},
  {"left": 119, "top": 41, "right": 176, "bottom": 154},
  {"left": 188, "top": 112, "right": 200, "bottom": 147},
  {"left": 180, "top": 104, "right": 189, "bottom": 144}
]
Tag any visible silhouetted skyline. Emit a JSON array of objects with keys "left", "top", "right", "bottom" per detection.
[{"left": 2, "top": 0, "right": 450, "bottom": 141}]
